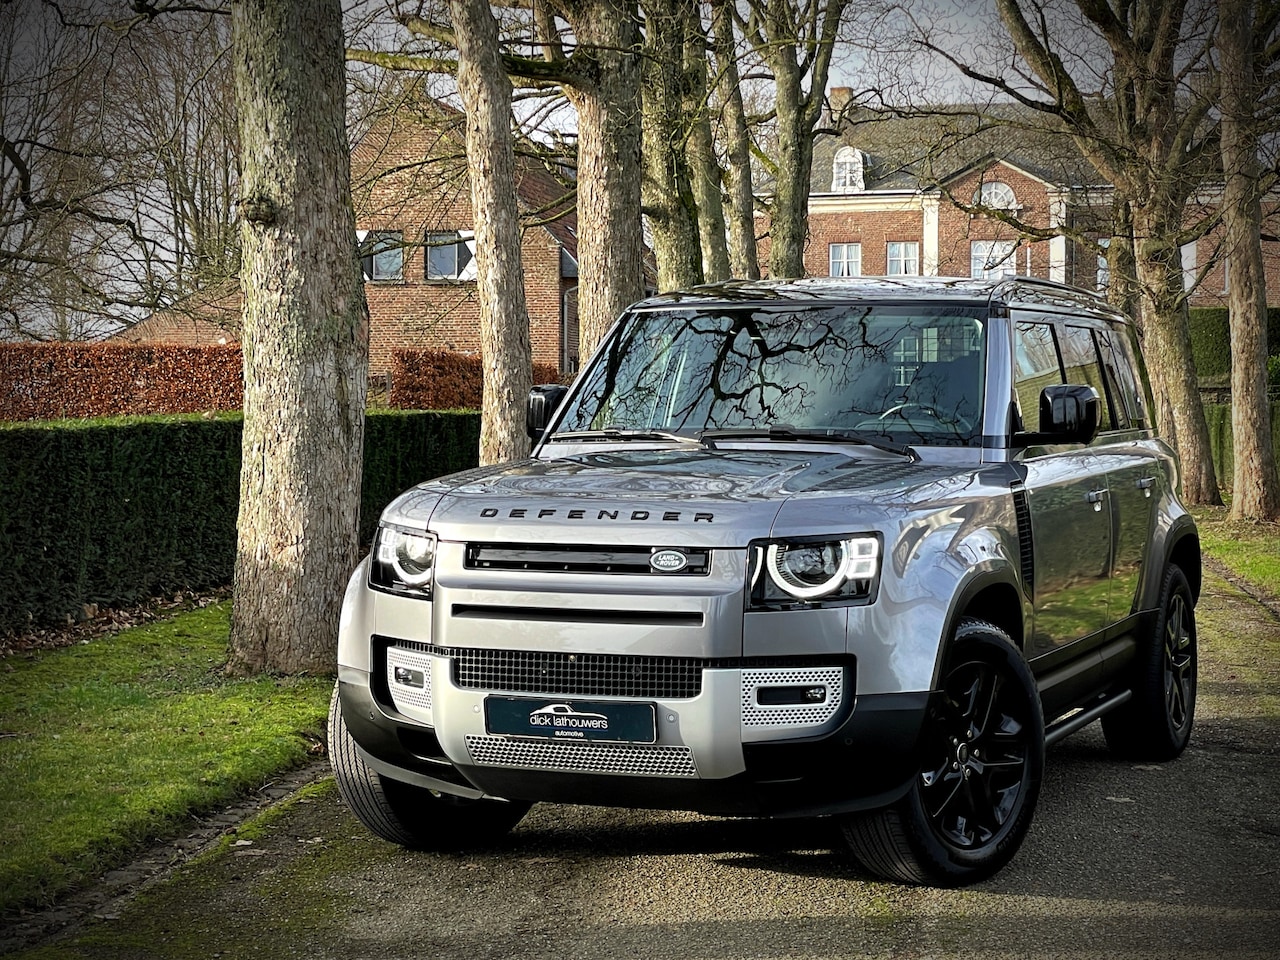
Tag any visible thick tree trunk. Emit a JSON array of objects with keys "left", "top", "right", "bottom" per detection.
[
  {"left": 1133, "top": 206, "right": 1221, "bottom": 505},
  {"left": 1219, "top": 0, "right": 1280, "bottom": 519},
  {"left": 563, "top": 1, "right": 645, "bottom": 361},
  {"left": 710, "top": 0, "right": 759, "bottom": 280},
  {"left": 765, "top": 54, "right": 810, "bottom": 279},
  {"left": 683, "top": 5, "right": 731, "bottom": 283},
  {"left": 641, "top": 0, "right": 703, "bottom": 290},
  {"left": 449, "top": 0, "right": 533, "bottom": 466},
  {"left": 228, "top": 0, "right": 369, "bottom": 674}
]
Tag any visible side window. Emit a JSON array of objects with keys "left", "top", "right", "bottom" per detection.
[
  {"left": 1101, "top": 322, "right": 1150, "bottom": 428},
  {"left": 1058, "top": 325, "right": 1114, "bottom": 432},
  {"left": 1013, "top": 322, "right": 1062, "bottom": 431}
]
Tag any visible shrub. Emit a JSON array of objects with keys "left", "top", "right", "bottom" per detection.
[
  {"left": 1188, "top": 307, "right": 1280, "bottom": 383},
  {"left": 0, "top": 343, "right": 243, "bottom": 421},
  {"left": 0, "top": 410, "right": 480, "bottom": 633},
  {"left": 390, "top": 348, "right": 559, "bottom": 409}
]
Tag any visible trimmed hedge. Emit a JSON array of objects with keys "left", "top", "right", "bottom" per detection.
[
  {"left": 1204, "top": 401, "right": 1280, "bottom": 494},
  {"left": 390, "top": 348, "right": 559, "bottom": 409},
  {"left": 1189, "top": 307, "right": 1280, "bottom": 383},
  {"left": 0, "top": 410, "right": 480, "bottom": 633},
  {"left": 0, "top": 343, "right": 243, "bottom": 420}
]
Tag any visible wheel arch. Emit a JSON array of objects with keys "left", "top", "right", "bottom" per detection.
[{"left": 1165, "top": 521, "right": 1202, "bottom": 604}]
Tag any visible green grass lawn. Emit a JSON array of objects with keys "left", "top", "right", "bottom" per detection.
[
  {"left": 1193, "top": 506, "right": 1280, "bottom": 599},
  {"left": 0, "top": 603, "right": 331, "bottom": 916}
]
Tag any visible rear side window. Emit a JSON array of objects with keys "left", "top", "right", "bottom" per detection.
[
  {"left": 1099, "top": 324, "right": 1149, "bottom": 428},
  {"left": 1058, "top": 325, "right": 1114, "bottom": 432},
  {"left": 1013, "top": 322, "right": 1062, "bottom": 431}
]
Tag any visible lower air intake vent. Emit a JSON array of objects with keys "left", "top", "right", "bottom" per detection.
[
  {"left": 465, "top": 735, "right": 697, "bottom": 777},
  {"left": 742, "top": 666, "right": 844, "bottom": 728}
]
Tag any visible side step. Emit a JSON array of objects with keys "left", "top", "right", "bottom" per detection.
[{"left": 1044, "top": 689, "right": 1133, "bottom": 747}]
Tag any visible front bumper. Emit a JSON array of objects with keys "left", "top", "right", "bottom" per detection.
[{"left": 338, "top": 651, "right": 929, "bottom": 818}]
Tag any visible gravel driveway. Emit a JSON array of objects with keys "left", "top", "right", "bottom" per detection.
[{"left": 8, "top": 571, "right": 1279, "bottom": 960}]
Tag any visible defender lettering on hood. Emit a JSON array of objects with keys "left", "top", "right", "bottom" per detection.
[{"left": 479, "top": 507, "right": 714, "bottom": 522}]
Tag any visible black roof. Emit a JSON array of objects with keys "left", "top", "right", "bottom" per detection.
[{"left": 630, "top": 276, "right": 1123, "bottom": 320}]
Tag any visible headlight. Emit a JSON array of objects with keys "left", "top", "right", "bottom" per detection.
[
  {"left": 749, "top": 535, "right": 880, "bottom": 606},
  {"left": 370, "top": 525, "right": 437, "bottom": 597}
]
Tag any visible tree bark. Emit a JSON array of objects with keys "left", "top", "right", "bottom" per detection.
[
  {"left": 641, "top": 0, "right": 704, "bottom": 290},
  {"left": 683, "top": 5, "right": 732, "bottom": 283},
  {"left": 228, "top": 0, "right": 369, "bottom": 675},
  {"left": 1219, "top": 0, "right": 1280, "bottom": 519},
  {"left": 710, "top": 0, "right": 759, "bottom": 279},
  {"left": 1133, "top": 204, "right": 1222, "bottom": 505},
  {"left": 449, "top": 0, "right": 533, "bottom": 465},
  {"left": 556, "top": 0, "right": 646, "bottom": 361}
]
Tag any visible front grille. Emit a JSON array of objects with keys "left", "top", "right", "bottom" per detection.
[
  {"left": 453, "top": 647, "right": 707, "bottom": 699},
  {"left": 466, "top": 543, "right": 711, "bottom": 576},
  {"left": 379, "top": 637, "right": 843, "bottom": 701},
  {"left": 465, "top": 735, "right": 697, "bottom": 777}
]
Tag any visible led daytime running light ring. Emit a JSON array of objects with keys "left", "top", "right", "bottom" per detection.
[{"left": 766, "top": 541, "right": 851, "bottom": 600}]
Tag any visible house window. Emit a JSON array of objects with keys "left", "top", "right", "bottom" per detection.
[
  {"left": 1096, "top": 238, "right": 1110, "bottom": 292},
  {"left": 886, "top": 241, "right": 919, "bottom": 276},
  {"left": 829, "top": 242, "right": 862, "bottom": 277},
  {"left": 1180, "top": 240, "right": 1197, "bottom": 292},
  {"left": 425, "top": 230, "right": 475, "bottom": 281},
  {"left": 832, "top": 146, "right": 865, "bottom": 192},
  {"left": 361, "top": 231, "right": 403, "bottom": 282},
  {"left": 970, "top": 240, "right": 1017, "bottom": 279},
  {"left": 975, "top": 181, "right": 1017, "bottom": 210}
]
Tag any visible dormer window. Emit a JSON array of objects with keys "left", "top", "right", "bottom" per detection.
[
  {"left": 832, "top": 146, "right": 865, "bottom": 193},
  {"left": 974, "top": 181, "right": 1017, "bottom": 211}
]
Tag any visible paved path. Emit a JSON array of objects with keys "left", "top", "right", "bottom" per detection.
[{"left": 6, "top": 572, "right": 1278, "bottom": 959}]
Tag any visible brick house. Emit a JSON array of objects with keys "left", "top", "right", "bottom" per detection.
[
  {"left": 798, "top": 92, "right": 1280, "bottom": 305},
  {"left": 121, "top": 102, "right": 581, "bottom": 380}
]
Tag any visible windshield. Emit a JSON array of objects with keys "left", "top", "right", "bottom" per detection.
[{"left": 554, "top": 305, "right": 986, "bottom": 446}]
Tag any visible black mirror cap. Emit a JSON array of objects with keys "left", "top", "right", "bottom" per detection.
[
  {"left": 526, "top": 384, "right": 569, "bottom": 442},
  {"left": 1019, "top": 383, "right": 1100, "bottom": 446}
]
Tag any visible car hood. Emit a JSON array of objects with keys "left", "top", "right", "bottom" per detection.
[{"left": 383, "top": 448, "right": 974, "bottom": 547}]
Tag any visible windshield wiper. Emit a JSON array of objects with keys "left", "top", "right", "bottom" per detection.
[
  {"left": 548, "top": 427, "right": 704, "bottom": 446},
  {"left": 699, "top": 424, "right": 919, "bottom": 462}
]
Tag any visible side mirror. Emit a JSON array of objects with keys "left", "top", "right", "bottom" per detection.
[
  {"left": 526, "top": 384, "right": 569, "bottom": 443},
  {"left": 1037, "top": 384, "right": 1100, "bottom": 444}
]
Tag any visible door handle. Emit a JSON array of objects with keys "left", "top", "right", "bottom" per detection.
[
  {"left": 1087, "top": 489, "right": 1108, "bottom": 511},
  {"left": 1136, "top": 477, "right": 1155, "bottom": 498}
]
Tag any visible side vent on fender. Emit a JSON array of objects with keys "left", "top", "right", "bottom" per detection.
[{"left": 1011, "top": 482, "right": 1035, "bottom": 598}]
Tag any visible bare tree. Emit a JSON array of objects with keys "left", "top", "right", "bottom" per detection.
[
  {"left": 709, "top": 0, "right": 760, "bottom": 279},
  {"left": 448, "top": 0, "right": 534, "bottom": 464},
  {"left": 228, "top": 0, "right": 369, "bottom": 675},
  {"left": 740, "top": 0, "right": 853, "bottom": 278},
  {"left": 641, "top": 0, "right": 704, "bottom": 289},
  {"left": 1219, "top": 0, "right": 1280, "bottom": 519}
]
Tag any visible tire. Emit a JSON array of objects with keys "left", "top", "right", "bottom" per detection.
[
  {"left": 327, "top": 682, "right": 530, "bottom": 848},
  {"left": 840, "top": 620, "right": 1045, "bottom": 886},
  {"left": 1101, "top": 564, "right": 1197, "bottom": 761}
]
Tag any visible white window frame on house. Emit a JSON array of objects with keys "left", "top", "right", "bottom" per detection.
[
  {"left": 425, "top": 230, "right": 478, "bottom": 281},
  {"left": 970, "top": 239, "right": 1017, "bottom": 279},
  {"left": 886, "top": 241, "right": 919, "bottom": 276},
  {"left": 974, "top": 181, "right": 1018, "bottom": 211},
  {"left": 1096, "top": 238, "right": 1110, "bottom": 292},
  {"left": 360, "top": 230, "right": 404, "bottom": 282},
  {"left": 829, "top": 242, "right": 862, "bottom": 277},
  {"left": 831, "top": 146, "right": 865, "bottom": 192}
]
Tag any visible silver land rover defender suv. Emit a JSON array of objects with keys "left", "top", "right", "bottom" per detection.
[{"left": 330, "top": 277, "right": 1200, "bottom": 886}]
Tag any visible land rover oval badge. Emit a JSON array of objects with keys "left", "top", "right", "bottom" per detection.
[{"left": 650, "top": 549, "right": 689, "bottom": 573}]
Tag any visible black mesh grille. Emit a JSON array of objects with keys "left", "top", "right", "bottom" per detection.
[
  {"left": 453, "top": 648, "right": 705, "bottom": 698},
  {"left": 380, "top": 638, "right": 707, "bottom": 698}
]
